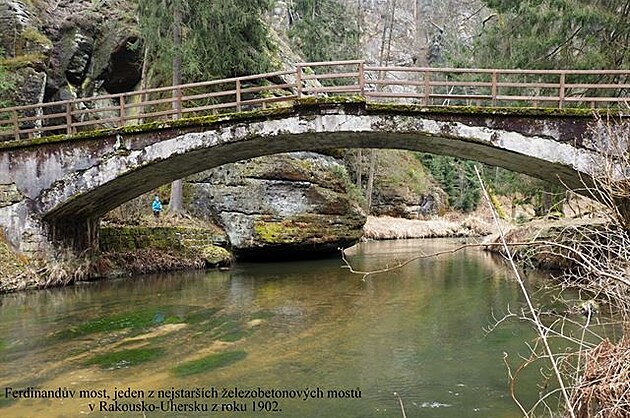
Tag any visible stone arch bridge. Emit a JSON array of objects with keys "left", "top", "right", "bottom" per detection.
[{"left": 1, "top": 60, "right": 629, "bottom": 255}]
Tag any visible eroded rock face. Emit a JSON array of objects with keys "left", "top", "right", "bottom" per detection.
[
  {"left": 0, "top": 0, "right": 139, "bottom": 110},
  {"left": 64, "top": 33, "right": 94, "bottom": 86},
  {"left": 187, "top": 152, "right": 366, "bottom": 259},
  {"left": 14, "top": 67, "right": 46, "bottom": 107},
  {"left": 0, "top": 1, "right": 33, "bottom": 55}
]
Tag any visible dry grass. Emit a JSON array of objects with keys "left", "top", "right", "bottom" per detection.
[
  {"left": 362, "top": 215, "right": 493, "bottom": 240},
  {"left": 0, "top": 236, "right": 39, "bottom": 292},
  {"left": 571, "top": 336, "right": 630, "bottom": 418}
]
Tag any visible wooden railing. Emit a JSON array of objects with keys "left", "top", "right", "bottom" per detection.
[{"left": 1, "top": 60, "right": 629, "bottom": 141}]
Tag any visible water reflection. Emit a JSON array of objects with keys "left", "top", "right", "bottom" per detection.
[{"left": 0, "top": 239, "right": 564, "bottom": 417}]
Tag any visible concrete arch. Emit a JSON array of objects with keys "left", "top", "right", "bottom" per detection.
[{"left": 0, "top": 102, "right": 603, "bottom": 253}]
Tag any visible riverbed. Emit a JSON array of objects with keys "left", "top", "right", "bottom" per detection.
[{"left": 0, "top": 239, "right": 564, "bottom": 417}]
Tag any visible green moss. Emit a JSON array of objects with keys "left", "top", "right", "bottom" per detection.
[
  {"left": 195, "top": 314, "right": 242, "bottom": 334},
  {"left": 52, "top": 307, "right": 185, "bottom": 340},
  {"left": 219, "top": 330, "right": 248, "bottom": 342},
  {"left": 85, "top": 347, "right": 165, "bottom": 369},
  {"left": 250, "top": 310, "right": 275, "bottom": 320},
  {"left": 0, "top": 106, "right": 295, "bottom": 150},
  {"left": 296, "top": 95, "right": 365, "bottom": 105},
  {"left": 253, "top": 214, "right": 363, "bottom": 246},
  {"left": 199, "top": 245, "right": 231, "bottom": 266},
  {"left": 367, "top": 102, "right": 601, "bottom": 117},
  {"left": 183, "top": 307, "right": 221, "bottom": 325},
  {"left": 254, "top": 220, "right": 301, "bottom": 244},
  {"left": 171, "top": 351, "right": 247, "bottom": 377},
  {"left": 375, "top": 150, "right": 430, "bottom": 198},
  {"left": 21, "top": 27, "right": 53, "bottom": 49},
  {"left": 0, "top": 54, "right": 45, "bottom": 69},
  {"left": 0, "top": 396, "right": 17, "bottom": 409}
]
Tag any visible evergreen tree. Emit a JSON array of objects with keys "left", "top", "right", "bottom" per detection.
[
  {"left": 419, "top": 154, "right": 480, "bottom": 212},
  {"left": 137, "top": 0, "right": 275, "bottom": 213},
  {"left": 137, "top": 0, "right": 275, "bottom": 83},
  {"left": 466, "top": 1, "right": 630, "bottom": 216},
  {"left": 476, "top": 0, "right": 630, "bottom": 71},
  {"left": 287, "top": 0, "right": 359, "bottom": 64}
]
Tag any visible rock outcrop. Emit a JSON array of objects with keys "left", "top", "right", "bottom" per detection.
[
  {"left": 0, "top": 0, "right": 140, "bottom": 111},
  {"left": 187, "top": 152, "right": 366, "bottom": 259}
]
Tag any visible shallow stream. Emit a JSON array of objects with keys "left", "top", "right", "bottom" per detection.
[{"left": 0, "top": 239, "right": 574, "bottom": 417}]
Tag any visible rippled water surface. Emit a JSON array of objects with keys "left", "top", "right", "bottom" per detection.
[{"left": 0, "top": 239, "right": 557, "bottom": 417}]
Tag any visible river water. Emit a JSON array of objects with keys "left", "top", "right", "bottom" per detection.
[{"left": 0, "top": 239, "right": 566, "bottom": 417}]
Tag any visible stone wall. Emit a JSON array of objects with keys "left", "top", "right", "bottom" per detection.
[{"left": 99, "top": 226, "right": 228, "bottom": 252}]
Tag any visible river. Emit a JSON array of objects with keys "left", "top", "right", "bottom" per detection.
[{"left": 0, "top": 239, "right": 567, "bottom": 417}]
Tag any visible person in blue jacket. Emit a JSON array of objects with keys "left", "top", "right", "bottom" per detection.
[{"left": 152, "top": 195, "right": 162, "bottom": 218}]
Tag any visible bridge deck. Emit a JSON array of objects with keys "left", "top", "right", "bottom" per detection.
[{"left": 1, "top": 60, "right": 629, "bottom": 141}]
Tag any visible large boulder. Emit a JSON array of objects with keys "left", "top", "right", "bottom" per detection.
[{"left": 187, "top": 152, "right": 366, "bottom": 259}]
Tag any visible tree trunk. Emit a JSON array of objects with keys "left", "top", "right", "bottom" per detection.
[
  {"left": 355, "top": 149, "right": 362, "bottom": 188},
  {"left": 366, "top": 149, "right": 377, "bottom": 213},
  {"left": 137, "top": 44, "right": 150, "bottom": 124},
  {"left": 169, "top": 0, "right": 184, "bottom": 214}
]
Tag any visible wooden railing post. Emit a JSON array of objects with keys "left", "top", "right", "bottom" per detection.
[
  {"left": 119, "top": 95, "right": 126, "bottom": 127},
  {"left": 558, "top": 72, "right": 565, "bottom": 109},
  {"left": 236, "top": 79, "right": 242, "bottom": 112},
  {"left": 296, "top": 64, "right": 303, "bottom": 99},
  {"left": 65, "top": 102, "right": 73, "bottom": 135},
  {"left": 491, "top": 71, "right": 498, "bottom": 107},
  {"left": 11, "top": 110, "right": 19, "bottom": 141},
  {"left": 358, "top": 61, "right": 365, "bottom": 97},
  {"left": 423, "top": 70, "right": 430, "bottom": 105}
]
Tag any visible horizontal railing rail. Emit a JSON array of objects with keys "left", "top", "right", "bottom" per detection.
[{"left": 1, "top": 60, "right": 629, "bottom": 141}]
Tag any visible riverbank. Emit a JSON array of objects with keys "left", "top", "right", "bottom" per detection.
[
  {"left": 362, "top": 215, "right": 494, "bottom": 240},
  {"left": 0, "top": 221, "right": 232, "bottom": 293},
  {"left": 482, "top": 217, "right": 610, "bottom": 270},
  {"left": 0, "top": 214, "right": 603, "bottom": 294}
]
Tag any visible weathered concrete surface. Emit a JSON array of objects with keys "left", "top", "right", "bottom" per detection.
[{"left": 0, "top": 101, "right": 612, "bottom": 254}]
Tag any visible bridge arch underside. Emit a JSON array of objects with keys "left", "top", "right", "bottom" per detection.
[{"left": 39, "top": 113, "right": 598, "bottom": 251}]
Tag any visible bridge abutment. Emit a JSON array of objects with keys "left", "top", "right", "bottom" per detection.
[
  {"left": 0, "top": 200, "right": 53, "bottom": 256},
  {"left": 48, "top": 216, "right": 100, "bottom": 255},
  {"left": 0, "top": 193, "right": 99, "bottom": 258}
]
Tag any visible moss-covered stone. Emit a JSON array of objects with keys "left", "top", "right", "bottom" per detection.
[
  {"left": 367, "top": 102, "right": 605, "bottom": 117},
  {"left": 253, "top": 213, "right": 363, "bottom": 246},
  {"left": 188, "top": 151, "right": 365, "bottom": 259},
  {"left": 199, "top": 245, "right": 232, "bottom": 267},
  {"left": 97, "top": 226, "right": 231, "bottom": 275},
  {"left": 0, "top": 106, "right": 295, "bottom": 150},
  {"left": 99, "top": 226, "right": 227, "bottom": 252},
  {"left": 254, "top": 220, "right": 301, "bottom": 244}
]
